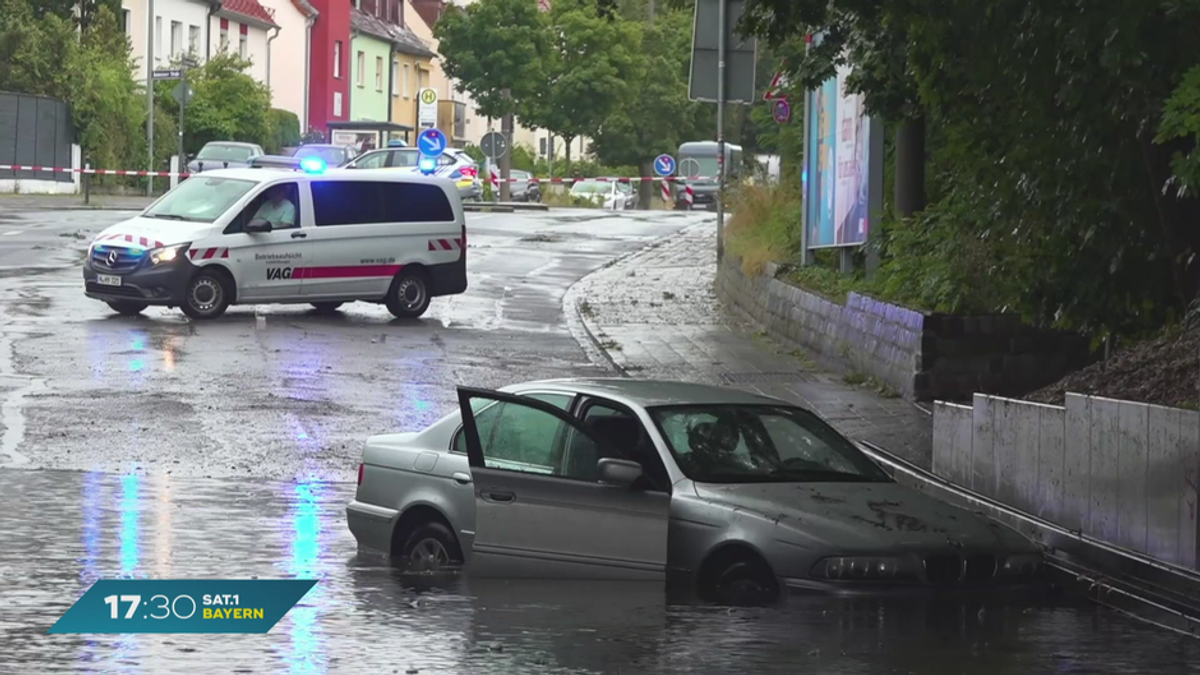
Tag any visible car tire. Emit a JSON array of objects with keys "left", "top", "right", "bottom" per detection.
[
  {"left": 181, "top": 269, "right": 232, "bottom": 320},
  {"left": 398, "top": 521, "right": 463, "bottom": 572},
  {"left": 106, "top": 300, "right": 148, "bottom": 316},
  {"left": 385, "top": 268, "right": 431, "bottom": 319},
  {"left": 708, "top": 558, "right": 780, "bottom": 605},
  {"left": 311, "top": 301, "right": 344, "bottom": 314}
]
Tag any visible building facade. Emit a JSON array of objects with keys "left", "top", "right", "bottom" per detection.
[
  {"left": 349, "top": 9, "right": 393, "bottom": 123},
  {"left": 306, "top": 0, "right": 352, "bottom": 135},
  {"left": 259, "top": 0, "right": 319, "bottom": 128}
]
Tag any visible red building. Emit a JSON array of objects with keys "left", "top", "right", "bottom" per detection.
[{"left": 307, "top": 0, "right": 352, "bottom": 135}]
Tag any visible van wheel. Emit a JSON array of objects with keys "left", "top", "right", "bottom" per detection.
[
  {"left": 181, "top": 269, "right": 231, "bottom": 320},
  {"left": 386, "top": 268, "right": 431, "bottom": 319},
  {"left": 311, "top": 302, "right": 344, "bottom": 314},
  {"left": 107, "top": 301, "right": 148, "bottom": 316}
]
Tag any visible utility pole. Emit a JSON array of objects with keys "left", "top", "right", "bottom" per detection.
[
  {"left": 648, "top": 0, "right": 654, "bottom": 25},
  {"left": 499, "top": 89, "right": 513, "bottom": 202},
  {"left": 146, "top": 0, "right": 155, "bottom": 196},
  {"left": 715, "top": 0, "right": 726, "bottom": 261}
]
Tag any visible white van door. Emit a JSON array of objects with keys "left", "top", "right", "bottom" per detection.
[{"left": 220, "top": 181, "right": 312, "bottom": 301}]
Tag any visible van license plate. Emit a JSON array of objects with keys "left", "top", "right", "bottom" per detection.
[{"left": 96, "top": 274, "right": 122, "bottom": 287}]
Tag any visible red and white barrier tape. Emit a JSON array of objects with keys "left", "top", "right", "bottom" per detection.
[{"left": 1, "top": 163, "right": 718, "bottom": 183}]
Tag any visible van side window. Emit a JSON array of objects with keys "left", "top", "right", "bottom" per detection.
[
  {"left": 311, "top": 180, "right": 455, "bottom": 226},
  {"left": 224, "top": 182, "right": 301, "bottom": 235}
]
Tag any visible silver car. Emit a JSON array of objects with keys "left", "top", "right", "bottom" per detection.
[
  {"left": 346, "top": 379, "right": 1042, "bottom": 601},
  {"left": 187, "top": 141, "right": 265, "bottom": 173}
]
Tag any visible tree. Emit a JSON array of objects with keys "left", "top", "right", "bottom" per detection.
[
  {"left": 735, "top": 0, "right": 1200, "bottom": 337},
  {"left": 163, "top": 51, "right": 273, "bottom": 155},
  {"left": 435, "top": 0, "right": 550, "bottom": 199},
  {"left": 520, "top": 0, "right": 640, "bottom": 171},
  {"left": 590, "top": 9, "right": 711, "bottom": 204},
  {"left": 69, "top": 5, "right": 146, "bottom": 173}
]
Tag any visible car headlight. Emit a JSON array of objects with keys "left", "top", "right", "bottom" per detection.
[
  {"left": 810, "top": 556, "right": 918, "bottom": 581},
  {"left": 1000, "top": 553, "right": 1042, "bottom": 576},
  {"left": 150, "top": 243, "right": 190, "bottom": 265}
]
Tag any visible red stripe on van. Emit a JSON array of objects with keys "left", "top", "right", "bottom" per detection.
[{"left": 292, "top": 265, "right": 404, "bottom": 279}]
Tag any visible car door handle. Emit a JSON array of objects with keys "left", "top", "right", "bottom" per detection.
[
  {"left": 451, "top": 471, "right": 472, "bottom": 485},
  {"left": 290, "top": 231, "right": 307, "bottom": 239},
  {"left": 480, "top": 489, "right": 515, "bottom": 503}
]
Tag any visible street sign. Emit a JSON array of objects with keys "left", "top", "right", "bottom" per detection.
[
  {"left": 763, "top": 67, "right": 789, "bottom": 101},
  {"left": 181, "top": 56, "right": 198, "bottom": 68},
  {"left": 172, "top": 82, "right": 194, "bottom": 106},
  {"left": 772, "top": 99, "right": 791, "bottom": 124},
  {"left": 153, "top": 69, "right": 182, "bottom": 80},
  {"left": 653, "top": 154, "right": 676, "bottom": 177},
  {"left": 688, "top": 0, "right": 757, "bottom": 104},
  {"left": 417, "top": 88, "right": 438, "bottom": 129},
  {"left": 417, "top": 128, "right": 448, "bottom": 158},
  {"left": 480, "top": 131, "right": 508, "bottom": 159}
]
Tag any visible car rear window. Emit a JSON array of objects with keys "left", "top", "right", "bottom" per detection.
[{"left": 310, "top": 180, "right": 456, "bottom": 225}]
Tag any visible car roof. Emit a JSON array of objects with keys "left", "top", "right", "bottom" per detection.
[
  {"left": 182, "top": 167, "right": 461, "bottom": 187},
  {"left": 204, "top": 141, "right": 260, "bottom": 148},
  {"left": 508, "top": 378, "right": 790, "bottom": 408}
]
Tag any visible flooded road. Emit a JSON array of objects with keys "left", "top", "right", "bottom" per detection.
[{"left": 4, "top": 470, "right": 1200, "bottom": 675}]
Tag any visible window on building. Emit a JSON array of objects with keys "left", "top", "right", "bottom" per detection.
[
  {"left": 402, "top": 64, "right": 410, "bottom": 98},
  {"left": 220, "top": 19, "right": 229, "bottom": 50},
  {"left": 188, "top": 25, "right": 200, "bottom": 55},
  {"left": 419, "top": 68, "right": 430, "bottom": 90},
  {"left": 120, "top": 9, "right": 131, "bottom": 36},
  {"left": 375, "top": 56, "right": 383, "bottom": 91},
  {"left": 239, "top": 24, "right": 248, "bottom": 58},
  {"left": 333, "top": 41, "right": 342, "bottom": 79},
  {"left": 391, "top": 59, "right": 399, "bottom": 96},
  {"left": 356, "top": 51, "right": 365, "bottom": 87},
  {"left": 154, "top": 17, "right": 162, "bottom": 61},
  {"left": 170, "top": 20, "right": 182, "bottom": 57}
]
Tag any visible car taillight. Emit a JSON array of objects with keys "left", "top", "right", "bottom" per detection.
[
  {"left": 460, "top": 166, "right": 477, "bottom": 179},
  {"left": 357, "top": 463, "right": 364, "bottom": 485}
]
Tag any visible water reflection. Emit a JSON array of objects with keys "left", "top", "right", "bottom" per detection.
[{"left": 282, "top": 481, "right": 326, "bottom": 675}]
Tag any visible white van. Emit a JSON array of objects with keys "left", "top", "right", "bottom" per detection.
[{"left": 82, "top": 168, "right": 468, "bottom": 320}]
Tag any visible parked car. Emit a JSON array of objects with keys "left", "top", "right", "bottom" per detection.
[
  {"left": 290, "top": 144, "right": 359, "bottom": 168},
  {"left": 187, "top": 142, "right": 265, "bottom": 174},
  {"left": 570, "top": 179, "right": 628, "bottom": 210},
  {"left": 346, "top": 147, "right": 481, "bottom": 201},
  {"left": 346, "top": 379, "right": 1043, "bottom": 603},
  {"left": 616, "top": 180, "right": 638, "bottom": 209},
  {"left": 508, "top": 169, "right": 541, "bottom": 202}
]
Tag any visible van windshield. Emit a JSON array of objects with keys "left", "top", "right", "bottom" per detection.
[{"left": 144, "top": 177, "right": 258, "bottom": 223}]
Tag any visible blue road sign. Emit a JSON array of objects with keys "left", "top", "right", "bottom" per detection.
[
  {"left": 654, "top": 154, "right": 676, "bottom": 177},
  {"left": 417, "top": 128, "right": 447, "bottom": 157}
]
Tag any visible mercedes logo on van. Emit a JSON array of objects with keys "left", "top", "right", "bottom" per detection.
[{"left": 107, "top": 250, "right": 119, "bottom": 266}]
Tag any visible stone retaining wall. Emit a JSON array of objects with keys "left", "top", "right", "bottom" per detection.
[{"left": 715, "top": 254, "right": 1094, "bottom": 402}]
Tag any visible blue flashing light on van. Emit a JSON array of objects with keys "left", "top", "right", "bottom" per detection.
[{"left": 299, "top": 157, "right": 327, "bottom": 174}]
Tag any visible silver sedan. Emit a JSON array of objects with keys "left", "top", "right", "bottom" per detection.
[{"left": 346, "top": 379, "right": 1042, "bottom": 601}]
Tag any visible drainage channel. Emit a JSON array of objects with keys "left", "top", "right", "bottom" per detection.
[{"left": 857, "top": 439, "right": 1200, "bottom": 638}]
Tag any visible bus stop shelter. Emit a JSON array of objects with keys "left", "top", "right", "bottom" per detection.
[{"left": 327, "top": 121, "right": 415, "bottom": 153}]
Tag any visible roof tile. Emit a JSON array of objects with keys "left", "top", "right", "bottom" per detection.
[{"left": 221, "top": 0, "right": 279, "bottom": 28}]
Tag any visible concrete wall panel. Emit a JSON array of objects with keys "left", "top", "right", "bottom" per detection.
[
  {"left": 1182, "top": 411, "right": 1200, "bottom": 569},
  {"left": 972, "top": 394, "right": 995, "bottom": 494},
  {"left": 1116, "top": 401, "right": 1150, "bottom": 553},
  {"left": 1011, "top": 401, "right": 1043, "bottom": 509},
  {"left": 1037, "top": 404, "right": 1066, "bottom": 523},
  {"left": 1088, "top": 397, "right": 1121, "bottom": 542},
  {"left": 1147, "top": 405, "right": 1183, "bottom": 564},
  {"left": 1062, "top": 393, "right": 1090, "bottom": 533}
]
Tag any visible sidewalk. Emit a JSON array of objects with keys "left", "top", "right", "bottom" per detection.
[
  {"left": 567, "top": 220, "right": 933, "bottom": 467},
  {"left": 0, "top": 194, "right": 154, "bottom": 211}
]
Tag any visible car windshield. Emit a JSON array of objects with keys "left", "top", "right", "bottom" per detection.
[
  {"left": 572, "top": 181, "right": 610, "bottom": 195},
  {"left": 196, "top": 144, "right": 256, "bottom": 162},
  {"left": 649, "top": 404, "right": 892, "bottom": 484},
  {"left": 143, "top": 176, "right": 258, "bottom": 223},
  {"left": 292, "top": 146, "right": 346, "bottom": 165}
]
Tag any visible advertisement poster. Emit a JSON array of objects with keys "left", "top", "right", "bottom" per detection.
[{"left": 805, "top": 64, "right": 872, "bottom": 248}]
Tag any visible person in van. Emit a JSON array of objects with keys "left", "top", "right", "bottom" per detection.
[{"left": 252, "top": 184, "right": 297, "bottom": 229}]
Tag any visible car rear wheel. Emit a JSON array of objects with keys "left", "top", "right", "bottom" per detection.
[
  {"left": 398, "top": 521, "right": 463, "bottom": 572},
  {"left": 106, "top": 300, "right": 148, "bottom": 316},
  {"left": 181, "top": 269, "right": 231, "bottom": 320},
  {"left": 310, "top": 301, "right": 344, "bottom": 314},
  {"left": 385, "top": 268, "right": 431, "bottom": 319}
]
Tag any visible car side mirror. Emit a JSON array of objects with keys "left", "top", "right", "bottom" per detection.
[
  {"left": 597, "top": 458, "right": 642, "bottom": 487},
  {"left": 245, "top": 218, "right": 272, "bottom": 233}
]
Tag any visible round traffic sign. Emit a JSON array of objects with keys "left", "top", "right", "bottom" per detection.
[
  {"left": 480, "top": 131, "right": 508, "bottom": 159},
  {"left": 419, "top": 88, "right": 438, "bottom": 106},
  {"left": 653, "top": 154, "right": 676, "bottom": 177},
  {"left": 679, "top": 157, "right": 702, "bottom": 179},
  {"left": 773, "top": 99, "right": 792, "bottom": 124},
  {"left": 417, "top": 128, "right": 447, "bottom": 157}
]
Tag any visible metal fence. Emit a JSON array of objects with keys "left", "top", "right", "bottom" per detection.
[{"left": 0, "top": 92, "right": 75, "bottom": 183}]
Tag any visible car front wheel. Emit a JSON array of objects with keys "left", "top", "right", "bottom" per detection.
[{"left": 181, "top": 269, "right": 232, "bottom": 320}]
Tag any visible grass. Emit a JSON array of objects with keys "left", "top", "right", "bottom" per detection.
[
  {"left": 543, "top": 191, "right": 600, "bottom": 208},
  {"left": 662, "top": 291, "right": 675, "bottom": 300},
  {"left": 598, "top": 339, "right": 622, "bottom": 351},
  {"left": 578, "top": 300, "right": 594, "bottom": 317},
  {"left": 723, "top": 183, "right": 802, "bottom": 277},
  {"left": 842, "top": 371, "right": 901, "bottom": 398}
]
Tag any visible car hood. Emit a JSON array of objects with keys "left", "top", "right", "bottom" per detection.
[
  {"left": 92, "top": 216, "right": 215, "bottom": 249},
  {"left": 692, "top": 481, "right": 1030, "bottom": 553}
]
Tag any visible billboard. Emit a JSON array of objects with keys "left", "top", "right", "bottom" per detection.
[{"left": 805, "top": 66, "right": 876, "bottom": 248}]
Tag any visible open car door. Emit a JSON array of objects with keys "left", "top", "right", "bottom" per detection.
[{"left": 457, "top": 386, "right": 669, "bottom": 581}]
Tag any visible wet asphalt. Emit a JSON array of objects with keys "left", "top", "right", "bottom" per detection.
[{"left": 2, "top": 206, "right": 1199, "bottom": 674}]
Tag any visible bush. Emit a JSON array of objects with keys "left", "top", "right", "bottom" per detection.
[
  {"left": 724, "top": 182, "right": 802, "bottom": 276},
  {"left": 266, "top": 109, "right": 301, "bottom": 154}
]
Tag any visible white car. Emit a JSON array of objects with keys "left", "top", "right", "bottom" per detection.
[
  {"left": 82, "top": 167, "right": 468, "bottom": 320},
  {"left": 347, "top": 147, "right": 482, "bottom": 201},
  {"left": 570, "top": 180, "right": 629, "bottom": 210}
]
